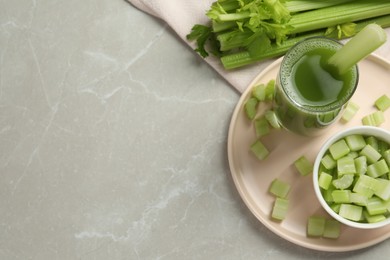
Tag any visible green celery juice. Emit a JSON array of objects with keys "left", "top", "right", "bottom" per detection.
[{"left": 274, "top": 37, "right": 358, "bottom": 136}]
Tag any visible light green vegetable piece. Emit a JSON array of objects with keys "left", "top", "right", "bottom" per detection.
[
  {"left": 307, "top": 216, "right": 325, "bottom": 237},
  {"left": 341, "top": 101, "right": 359, "bottom": 122},
  {"left": 244, "top": 97, "right": 258, "bottom": 120},
  {"left": 250, "top": 140, "right": 269, "bottom": 160},
  {"left": 362, "top": 111, "right": 385, "bottom": 126},
  {"left": 339, "top": 204, "right": 363, "bottom": 221},
  {"left": 294, "top": 155, "right": 313, "bottom": 176},
  {"left": 329, "top": 139, "right": 350, "bottom": 160},
  {"left": 254, "top": 116, "right": 270, "bottom": 137},
  {"left": 269, "top": 178, "right": 291, "bottom": 198},
  {"left": 332, "top": 174, "right": 354, "bottom": 190},
  {"left": 375, "top": 94, "right": 390, "bottom": 111},
  {"left": 271, "top": 197, "right": 289, "bottom": 221},
  {"left": 323, "top": 219, "right": 341, "bottom": 239}
]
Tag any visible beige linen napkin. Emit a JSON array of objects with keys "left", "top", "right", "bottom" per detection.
[{"left": 128, "top": 0, "right": 390, "bottom": 94}]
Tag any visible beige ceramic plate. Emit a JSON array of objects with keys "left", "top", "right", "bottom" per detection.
[{"left": 228, "top": 54, "right": 390, "bottom": 252}]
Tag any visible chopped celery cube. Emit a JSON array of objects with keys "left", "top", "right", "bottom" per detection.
[
  {"left": 264, "top": 110, "right": 281, "bottom": 129},
  {"left": 269, "top": 178, "right": 291, "bottom": 198},
  {"left": 244, "top": 97, "right": 258, "bottom": 120},
  {"left": 366, "top": 136, "right": 379, "bottom": 151},
  {"left": 251, "top": 84, "right": 266, "bottom": 101},
  {"left": 265, "top": 79, "right": 275, "bottom": 101},
  {"left": 353, "top": 175, "right": 378, "bottom": 198},
  {"left": 360, "top": 144, "right": 381, "bottom": 164},
  {"left": 294, "top": 155, "right": 313, "bottom": 176},
  {"left": 366, "top": 197, "right": 387, "bottom": 215},
  {"left": 337, "top": 156, "right": 356, "bottom": 175},
  {"left": 363, "top": 210, "right": 386, "bottom": 223},
  {"left": 383, "top": 149, "right": 390, "bottom": 166},
  {"left": 332, "top": 174, "right": 354, "bottom": 190},
  {"left": 322, "top": 185, "right": 336, "bottom": 203},
  {"left": 350, "top": 192, "right": 368, "bottom": 206},
  {"left": 341, "top": 101, "right": 359, "bottom": 122},
  {"left": 339, "top": 204, "right": 363, "bottom": 221},
  {"left": 346, "top": 151, "right": 359, "bottom": 159},
  {"left": 354, "top": 156, "right": 367, "bottom": 175},
  {"left": 319, "top": 172, "right": 333, "bottom": 190},
  {"left": 374, "top": 178, "right": 390, "bottom": 201},
  {"left": 378, "top": 140, "right": 389, "bottom": 156},
  {"left": 250, "top": 140, "right": 269, "bottom": 160},
  {"left": 323, "top": 219, "right": 341, "bottom": 239},
  {"left": 330, "top": 203, "right": 341, "bottom": 213},
  {"left": 307, "top": 216, "right": 325, "bottom": 237},
  {"left": 332, "top": 190, "right": 351, "bottom": 203},
  {"left": 254, "top": 116, "right": 270, "bottom": 137},
  {"left": 362, "top": 111, "right": 385, "bottom": 126},
  {"left": 329, "top": 139, "right": 350, "bottom": 160},
  {"left": 374, "top": 94, "right": 390, "bottom": 112},
  {"left": 345, "top": 134, "right": 367, "bottom": 152},
  {"left": 321, "top": 154, "right": 336, "bottom": 170},
  {"left": 271, "top": 197, "right": 289, "bottom": 221},
  {"left": 367, "top": 159, "right": 389, "bottom": 178}
]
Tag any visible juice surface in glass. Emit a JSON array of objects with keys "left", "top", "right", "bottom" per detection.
[{"left": 274, "top": 37, "right": 359, "bottom": 136}]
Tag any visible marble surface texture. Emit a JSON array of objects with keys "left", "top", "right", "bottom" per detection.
[{"left": 1, "top": 0, "right": 390, "bottom": 259}]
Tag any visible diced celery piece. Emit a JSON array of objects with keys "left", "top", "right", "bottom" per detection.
[
  {"left": 378, "top": 140, "right": 389, "bottom": 156},
  {"left": 360, "top": 144, "right": 381, "bottom": 164},
  {"left": 322, "top": 184, "right": 336, "bottom": 203},
  {"left": 244, "top": 97, "right": 258, "bottom": 120},
  {"left": 354, "top": 156, "right": 367, "bottom": 175},
  {"left": 366, "top": 197, "right": 387, "bottom": 215},
  {"left": 332, "top": 174, "right": 354, "bottom": 190},
  {"left": 339, "top": 204, "right": 363, "bottom": 221},
  {"left": 251, "top": 84, "right": 266, "bottom": 101},
  {"left": 265, "top": 79, "right": 275, "bottom": 101},
  {"left": 269, "top": 178, "right": 291, "bottom": 198},
  {"left": 250, "top": 140, "right": 269, "bottom": 160},
  {"left": 353, "top": 175, "right": 378, "bottom": 198},
  {"left": 383, "top": 149, "right": 390, "bottom": 166},
  {"left": 367, "top": 159, "right": 389, "bottom": 178},
  {"left": 345, "top": 134, "right": 367, "bottom": 152},
  {"left": 346, "top": 151, "right": 359, "bottom": 159},
  {"left": 374, "top": 94, "right": 390, "bottom": 112},
  {"left": 321, "top": 154, "right": 336, "bottom": 170},
  {"left": 337, "top": 156, "right": 356, "bottom": 175},
  {"left": 329, "top": 139, "right": 350, "bottom": 160},
  {"left": 307, "top": 216, "right": 325, "bottom": 237},
  {"left": 294, "top": 155, "right": 313, "bottom": 176},
  {"left": 374, "top": 178, "right": 390, "bottom": 201},
  {"left": 341, "top": 101, "right": 359, "bottom": 122},
  {"left": 319, "top": 172, "right": 333, "bottom": 190},
  {"left": 350, "top": 192, "right": 368, "bottom": 206},
  {"left": 271, "top": 197, "right": 289, "bottom": 221},
  {"left": 363, "top": 210, "right": 386, "bottom": 223},
  {"left": 366, "top": 136, "right": 379, "bottom": 151},
  {"left": 254, "top": 116, "right": 270, "bottom": 137},
  {"left": 264, "top": 110, "right": 281, "bottom": 129},
  {"left": 323, "top": 219, "right": 341, "bottom": 239},
  {"left": 332, "top": 190, "right": 351, "bottom": 203},
  {"left": 330, "top": 203, "right": 341, "bottom": 213},
  {"left": 362, "top": 111, "right": 385, "bottom": 126}
]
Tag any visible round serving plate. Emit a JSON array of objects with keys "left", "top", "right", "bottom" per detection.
[{"left": 227, "top": 54, "right": 390, "bottom": 252}]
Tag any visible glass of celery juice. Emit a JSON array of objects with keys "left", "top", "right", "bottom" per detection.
[{"left": 274, "top": 37, "right": 359, "bottom": 136}]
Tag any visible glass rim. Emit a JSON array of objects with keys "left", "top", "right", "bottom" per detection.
[{"left": 278, "top": 36, "right": 359, "bottom": 113}]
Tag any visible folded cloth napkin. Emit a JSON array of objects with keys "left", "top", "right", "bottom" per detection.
[{"left": 128, "top": 0, "right": 390, "bottom": 94}]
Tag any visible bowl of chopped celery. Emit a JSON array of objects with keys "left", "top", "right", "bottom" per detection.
[{"left": 313, "top": 126, "right": 390, "bottom": 229}]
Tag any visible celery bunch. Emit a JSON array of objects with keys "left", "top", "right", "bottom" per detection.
[{"left": 186, "top": 0, "right": 390, "bottom": 69}]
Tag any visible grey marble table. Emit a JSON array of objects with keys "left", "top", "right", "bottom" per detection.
[{"left": 1, "top": 0, "right": 389, "bottom": 259}]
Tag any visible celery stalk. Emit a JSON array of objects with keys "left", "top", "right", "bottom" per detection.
[
  {"left": 221, "top": 14, "right": 390, "bottom": 69},
  {"left": 328, "top": 24, "right": 387, "bottom": 74}
]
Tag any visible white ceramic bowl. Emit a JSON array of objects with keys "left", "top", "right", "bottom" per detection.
[{"left": 313, "top": 126, "right": 390, "bottom": 229}]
